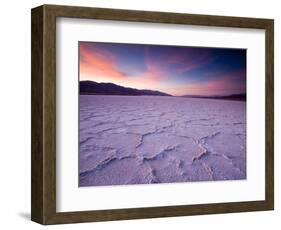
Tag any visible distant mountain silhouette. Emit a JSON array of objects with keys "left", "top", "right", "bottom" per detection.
[
  {"left": 80, "top": 81, "right": 171, "bottom": 96},
  {"left": 183, "top": 93, "right": 246, "bottom": 101}
]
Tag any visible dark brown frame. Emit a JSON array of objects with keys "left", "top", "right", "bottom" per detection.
[{"left": 31, "top": 4, "right": 274, "bottom": 225}]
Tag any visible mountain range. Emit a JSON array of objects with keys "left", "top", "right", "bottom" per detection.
[
  {"left": 80, "top": 81, "right": 246, "bottom": 100},
  {"left": 183, "top": 94, "right": 246, "bottom": 101},
  {"left": 80, "top": 81, "right": 171, "bottom": 96}
]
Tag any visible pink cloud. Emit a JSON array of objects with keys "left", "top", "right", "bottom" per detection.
[
  {"left": 79, "top": 43, "right": 127, "bottom": 81},
  {"left": 79, "top": 43, "right": 245, "bottom": 97},
  {"left": 79, "top": 45, "right": 170, "bottom": 92},
  {"left": 155, "top": 48, "right": 214, "bottom": 74},
  {"left": 141, "top": 47, "right": 169, "bottom": 81}
]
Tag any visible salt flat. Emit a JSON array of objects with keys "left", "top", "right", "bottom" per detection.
[{"left": 79, "top": 95, "right": 246, "bottom": 186}]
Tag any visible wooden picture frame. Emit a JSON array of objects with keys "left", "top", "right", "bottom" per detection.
[{"left": 31, "top": 4, "right": 274, "bottom": 225}]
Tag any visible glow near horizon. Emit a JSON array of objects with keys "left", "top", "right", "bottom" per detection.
[{"left": 79, "top": 42, "right": 246, "bottom": 96}]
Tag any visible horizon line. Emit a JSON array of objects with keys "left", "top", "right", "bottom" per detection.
[{"left": 80, "top": 80, "right": 246, "bottom": 97}]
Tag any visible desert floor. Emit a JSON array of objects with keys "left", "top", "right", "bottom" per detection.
[{"left": 79, "top": 95, "right": 246, "bottom": 187}]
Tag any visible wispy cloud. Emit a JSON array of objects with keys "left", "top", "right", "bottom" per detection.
[
  {"left": 79, "top": 42, "right": 246, "bottom": 96},
  {"left": 172, "top": 50, "right": 213, "bottom": 74},
  {"left": 79, "top": 43, "right": 128, "bottom": 82}
]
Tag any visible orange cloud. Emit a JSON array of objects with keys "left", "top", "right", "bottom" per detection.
[
  {"left": 79, "top": 44, "right": 172, "bottom": 92},
  {"left": 79, "top": 43, "right": 245, "bottom": 97},
  {"left": 79, "top": 43, "right": 127, "bottom": 82}
]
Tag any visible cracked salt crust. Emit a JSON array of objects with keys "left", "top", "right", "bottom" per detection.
[{"left": 79, "top": 95, "right": 246, "bottom": 187}]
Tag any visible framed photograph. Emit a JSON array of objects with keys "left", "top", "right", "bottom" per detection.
[{"left": 31, "top": 4, "right": 274, "bottom": 225}]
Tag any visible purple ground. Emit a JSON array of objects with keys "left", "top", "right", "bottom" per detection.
[{"left": 79, "top": 95, "right": 246, "bottom": 187}]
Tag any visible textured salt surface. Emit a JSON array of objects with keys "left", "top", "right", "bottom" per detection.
[{"left": 79, "top": 95, "right": 246, "bottom": 187}]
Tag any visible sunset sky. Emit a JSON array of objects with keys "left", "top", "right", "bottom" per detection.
[{"left": 79, "top": 42, "right": 246, "bottom": 96}]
